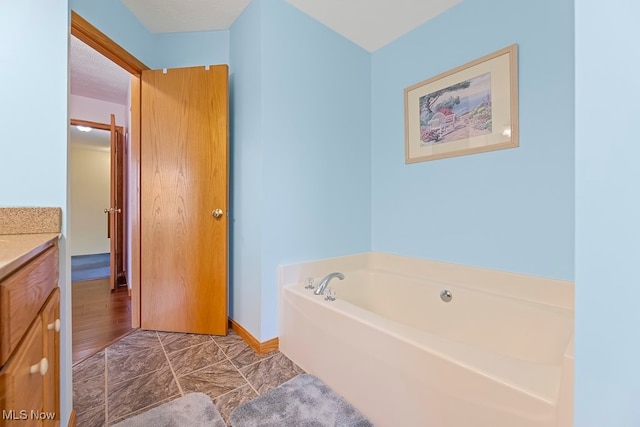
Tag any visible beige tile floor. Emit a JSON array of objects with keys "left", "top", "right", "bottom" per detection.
[{"left": 72, "top": 329, "right": 305, "bottom": 426}]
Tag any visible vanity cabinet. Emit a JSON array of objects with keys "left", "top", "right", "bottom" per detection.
[{"left": 0, "top": 240, "right": 60, "bottom": 427}]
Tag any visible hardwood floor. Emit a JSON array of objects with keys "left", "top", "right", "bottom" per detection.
[{"left": 72, "top": 278, "right": 133, "bottom": 364}]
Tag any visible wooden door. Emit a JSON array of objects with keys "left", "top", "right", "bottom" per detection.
[
  {"left": 108, "top": 115, "right": 117, "bottom": 290},
  {"left": 140, "top": 65, "right": 228, "bottom": 335},
  {"left": 107, "top": 115, "right": 124, "bottom": 290}
]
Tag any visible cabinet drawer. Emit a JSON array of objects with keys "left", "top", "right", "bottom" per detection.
[
  {"left": 0, "top": 316, "right": 44, "bottom": 427},
  {"left": 0, "top": 246, "right": 58, "bottom": 366}
]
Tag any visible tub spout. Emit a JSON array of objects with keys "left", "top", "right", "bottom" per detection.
[{"left": 314, "top": 272, "right": 345, "bottom": 295}]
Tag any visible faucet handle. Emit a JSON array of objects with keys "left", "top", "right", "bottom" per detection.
[
  {"left": 304, "top": 277, "right": 315, "bottom": 289},
  {"left": 324, "top": 287, "right": 336, "bottom": 301}
]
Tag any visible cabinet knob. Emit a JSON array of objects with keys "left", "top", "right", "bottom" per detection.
[
  {"left": 47, "top": 319, "right": 61, "bottom": 332},
  {"left": 29, "top": 358, "right": 49, "bottom": 376}
]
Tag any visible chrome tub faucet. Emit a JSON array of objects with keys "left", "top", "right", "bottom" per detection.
[{"left": 314, "top": 272, "right": 345, "bottom": 295}]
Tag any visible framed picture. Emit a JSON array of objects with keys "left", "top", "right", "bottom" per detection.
[{"left": 404, "top": 44, "right": 518, "bottom": 163}]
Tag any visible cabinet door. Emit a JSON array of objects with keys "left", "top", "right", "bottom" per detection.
[
  {"left": 0, "top": 245, "right": 57, "bottom": 366},
  {"left": 41, "top": 288, "right": 59, "bottom": 426},
  {"left": 0, "top": 317, "right": 44, "bottom": 427}
]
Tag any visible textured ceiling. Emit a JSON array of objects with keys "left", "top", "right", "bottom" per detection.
[
  {"left": 70, "top": 36, "right": 131, "bottom": 105},
  {"left": 118, "top": 0, "right": 461, "bottom": 50},
  {"left": 120, "top": 0, "right": 253, "bottom": 33},
  {"left": 71, "top": 1, "right": 460, "bottom": 106},
  {"left": 284, "top": 0, "right": 461, "bottom": 52}
]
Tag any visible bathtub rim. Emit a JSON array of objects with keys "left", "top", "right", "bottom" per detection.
[{"left": 279, "top": 251, "right": 574, "bottom": 311}]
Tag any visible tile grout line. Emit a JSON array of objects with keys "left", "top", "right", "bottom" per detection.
[
  {"left": 213, "top": 383, "right": 254, "bottom": 401},
  {"left": 158, "top": 331, "right": 185, "bottom": 396},
  {"left": 211, "top": 336, "right": 260, "bottom": 396},
  {"left": 105, "top": 332, "right": 180, "bottom": 425},
  {"left": 104, "top": 341, "right": 168, "bottom": 388},
  {"left": 162, "top": 336, "right": 217, "bottom": 355},
  {"left": 109, "top": 394, "right": 182, "bottom": 425},
  {"left": 232, "top": 351, "right": 293, "bottom": 398}
]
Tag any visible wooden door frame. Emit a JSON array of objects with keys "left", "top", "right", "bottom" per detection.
[
  {"left": 70, "top": 118, "right": 126, "bottom": 288},
  {"left": 71, "top": 11, "right": 148, "bottom": 327}
]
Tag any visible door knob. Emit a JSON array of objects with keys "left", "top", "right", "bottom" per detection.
[
  {"left": 212, "top": 209, "right": 224, "bottom": 218},
  {"left": 104, "top": 208, "right": 122, "bottom": 214}
]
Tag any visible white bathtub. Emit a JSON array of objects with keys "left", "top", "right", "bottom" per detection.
[{"left": 279, "top": 253, "right": 574, "bottom": 427}]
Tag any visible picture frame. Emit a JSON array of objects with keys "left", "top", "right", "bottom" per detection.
[{"left": 404, "top": 44, "right": 518, "bottom": 163}]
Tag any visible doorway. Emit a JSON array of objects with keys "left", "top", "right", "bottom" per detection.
[
  {"left": 69, "top": 119, "right": 132, "bottom": 364},
  {"left": 68, "top": 124, "right": 111, "bottom": 283},
  {"left": 70, "top": 12, "right": 147, "bottom": 337},
  {"left": 69, "top": 11, "right": 230, "bottom": 353},
  {"left": 69, "top": 118, "right": 127, "bottom": 288},
  {"left": 69, "top": 26, "right": 139, "bottom": 362}
]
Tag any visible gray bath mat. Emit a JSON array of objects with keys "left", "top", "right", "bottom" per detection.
[
  {"left": 229, "top": 374, "right": 373, "bottom": 426},
  {"left": 111, "top": 392, "right": 225, "bottom": 427}
]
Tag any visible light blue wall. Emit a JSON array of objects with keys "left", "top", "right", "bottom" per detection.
[
  {"left": 228, "top": 0, "right": 372, "bottom": 340},
  {"left": 575, "top": 1, "right": 640, "bottom": 425},
  {"left": 154, "top": 31, "right": 229, "bottom": 69},
  {"left": 371, "top": 0, "right": 574, "bottom": 281},
  {"left": 259, "top": 0, "right": 372, "bottom": 339},
  {"left": 70, "top": 0, "right": 229, "bottom": 69},
  {"left": 0, "top": 1, "right": 71, "bottom": 423},
  {"left": 229, "top": 0, "right": 264, "bottom": 339},
  {"left": 1, "top": 3, "right": 70, "bottom": 207}
]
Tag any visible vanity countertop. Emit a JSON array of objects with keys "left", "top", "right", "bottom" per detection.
[
  {"left": 0, "top": 207, "right": 62, "bottom": 280},
  {"left": 0, "top": 233, "right": 60, "bottom": 280},
  {"left": 0, "top": 207, "right": 61, "bottom": 234}
]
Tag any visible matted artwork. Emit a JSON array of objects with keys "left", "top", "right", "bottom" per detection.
[{"left": 405, "top": 44, "right": 518, "bottom": 163}]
